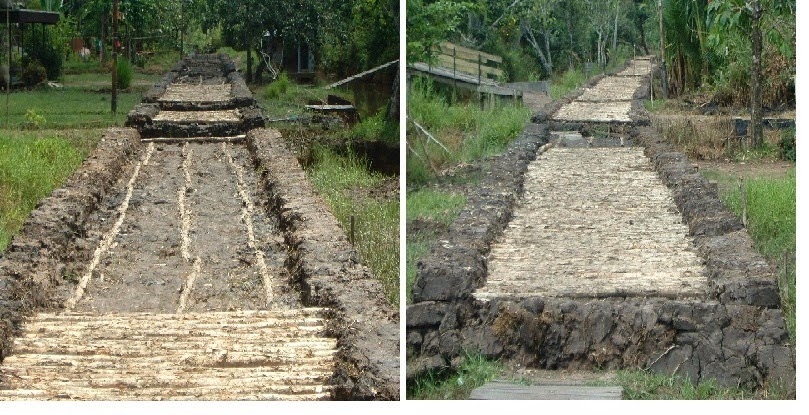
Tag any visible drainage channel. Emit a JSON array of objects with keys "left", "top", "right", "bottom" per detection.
[{"left": 0, "top": 54, "right": 337, "bottom": 400}]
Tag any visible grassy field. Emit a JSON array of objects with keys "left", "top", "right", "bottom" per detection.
[
  {"left": 0, "top": 57, "right": 166, "bottom": 252},
  {"left": 405, "top": 77, "right": 529, "bottom": 304},
  {"left": 0, "top": 133, "right": 92, "bottom": 250},
  {"left": 306, "top": 146, "right": 399, "bottom": 305},
  {"left": 406, "top": 78, "right": 530, "bottom": 187}
]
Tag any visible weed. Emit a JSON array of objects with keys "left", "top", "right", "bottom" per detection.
[
  {"left": 550, "top": 68, "right": 586, "bottom": 99},
  {"left": 117, "top": 58, "right": 134, "bottom": 90},
  {"left": 651, "top": 115, "right": 733, "bottom": 160},
  {"left": 719, "top": 169, "right": 796, "bottom": 339},
  {"left": 779, "top": 129, "right": 796, "bottom": 161},
  {"left": 263, "top": 73, "right": 291, "bottom": 100},
  {"left": 344, "top": 109, "right": 398, "bottom": 145},
  {"left": 407, "top": 352, "right": 502, "bottom": 399},
  {"left": 616, "top": 370, "right": 765, "bottom": 399},
  {"left": 0, "top": 136, "right": 85, "bottom": 251},
  {"left": 406, "top": 189, "right": 465, "bottom": 226},
  {"left": 23, "top": 109, "right": 47, "bottom": 129},
  {"left": 306, "top": 146, "right": 399, "bottom": 305}
]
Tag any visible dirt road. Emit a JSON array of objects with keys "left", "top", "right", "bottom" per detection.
[{"left": 0, "top": 55, "right": 397, "bottom": 400}]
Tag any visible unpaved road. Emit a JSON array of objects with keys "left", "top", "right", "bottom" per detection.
[
  {"left": 0, "top": 55, "right": 340, "bottom": 400},
  {"left": 478, "top": 57, "right": 708, "bottom": 301}
]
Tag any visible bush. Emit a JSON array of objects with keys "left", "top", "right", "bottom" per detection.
[
  {"left": 116, "top": 58, "right": 133, "bottom": 89},
  {"left": 779, "top": 129, "right": 796, "bottom": 161},
  {"left": 21, "top": 62, "right": 47, "bottom": 87},
  {"left": 25, "top": 26, "right": 65, "bottom": 80},
  {"left": 262, "top": 72, "right": 290, "bottom": 99},
  {"left": 22, "top": 109, "right": 47, "bottom": 129}
]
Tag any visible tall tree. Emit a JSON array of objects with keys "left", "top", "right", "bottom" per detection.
[{"left": 708, "top": 0, "right": 795, "bottom": 148}]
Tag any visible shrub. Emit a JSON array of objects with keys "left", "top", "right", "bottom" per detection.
[
  {"left": 263, "top": 72, "right": 290, "bottom": 99},
  {"left": 21, "top": 62, "right": 47, "bottom": 87},
  {"left": 25, "top": 25, "right": 65, "bottom": 80},
  {"left": 779, "top": 129, "right": 796, "bottom": 161},
  {"left": 23, "top": 109, "right": 46, "bottom": 129},
  {"left": 116, "top": 58, "right": 133, "bottom": 89}
]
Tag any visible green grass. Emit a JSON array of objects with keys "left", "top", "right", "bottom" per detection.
[
  {"left": 0, "top": 58, "right": 158, "bottom": 250},
  {"left": 0, "top": 134, "right": 89, "bottom": 250},
  {"left": 405, "top": 189, "right": 466, "bottom": 303},
  {"left": 407, "top": 353, "right": 503, "bottom": 399},
  {"left": 406, "top": 78, "right": 530, "bottom": 187},
  {"left": 702, "top": 168, "right": 796, "bottom": 339},
  {"left": 644, "top": 98, "right": 668, "bottom": 112},
  {"left": 256, "top": 80, "right": 350, "bottom": 120},
  {"left": 406, "top": 189, "right": 466, "bottom": 225},
  {"left": 550, "top": 67, "right": 586, "bottom": 99},
  {"left": 306, "top": 146, "right": 399, "bottom": 305},
  {"left": 1, "top": 86, "right": 141, "bottom": 129},
  {"left": 615, "top": 370, "right": 787, "bottom": 399},
  {"left": 343, "top": 110, "right": 399, "bottom": 146}
]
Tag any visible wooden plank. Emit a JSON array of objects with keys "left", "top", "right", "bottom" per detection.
[
  {"left": 439, "top": 41, "right": 503, "bottom": 64},
  {"left": 435, "top": 54, "right": 503, "bottom": 79},
  {"left": 470, "top": 381, "right": 623, "bottom": 400},
  {"left": 305, "top": 105, "right": 356, "bottom": 110},
  {"left": 324, "top": 60, "right": 398, "bottom": 89}
]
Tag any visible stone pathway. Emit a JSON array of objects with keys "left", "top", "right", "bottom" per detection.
[{"left": 477, "top": 57, "right": 707, "bottom": 301}]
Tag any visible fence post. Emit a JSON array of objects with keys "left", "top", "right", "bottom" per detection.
[
  {"left": 739, "top": 177, "right": 748, "bottom": 228},
  {"left": 453, "top": 47, "right": 457, "bottom": 91},
  {"left": 350, "top": 215, "right": 355, "bottom": 245},
  {"left": 478, "top": 53, "right": 482, "bottom": 85}
]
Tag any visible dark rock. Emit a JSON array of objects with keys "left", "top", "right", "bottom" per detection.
[
  {"left": 439, "top": 308, "right": 459, "bottom": 332},
  {"left": 439, "top": 330, "right": 461, "bottom": 356},
  {"left": 405, "top": 301, "right": 448, "bottom": 328},
  {"left": 519, "top": 297, "right": 545, "bottom": 314},
  {"left": 406, "top": 331, "right": 423, "bottom": 350}
]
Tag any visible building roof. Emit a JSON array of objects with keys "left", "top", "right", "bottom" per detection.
[{"left": 2, "top": 9, "right": 60, "bottom": 25}]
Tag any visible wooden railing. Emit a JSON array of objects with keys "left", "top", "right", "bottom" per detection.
[{"left": 431, "top": 41, "right": 503, "bottom": 84}]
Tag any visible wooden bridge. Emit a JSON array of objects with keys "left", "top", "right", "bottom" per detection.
[{"left": 407, "top": 42, "right": 521, "bottom": 98}]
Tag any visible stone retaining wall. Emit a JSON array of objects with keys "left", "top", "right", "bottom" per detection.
[{"left": 247, "top": 129, "right": 400, "bottom": 400}]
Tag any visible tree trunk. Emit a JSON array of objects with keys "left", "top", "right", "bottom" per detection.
[
  {"left": 750, "top": 1, "right": 763, "bottom": 148},
  {"left": 567, "top": 19, "right": 575, "bottom": 71},
  {"left": 255, "top": 48, "right": 266, "bottom": 84},
  {"left": 543, "top": 29, "right": 553, "bottom": 73},
  {"left": 639, "top": 26, "right": 649, "bottom": 55},
  {"left": 388, "top": 0, "right": 399, "bottom": 121},
  {"left": 247, "top": 44, "right": 253, "bottom": 84},
  {"left": 612, "top": 3, "right": 619, "bottom": 63},
  {"left": 522, "top": 22, "right": 553, "bottom": 76}
]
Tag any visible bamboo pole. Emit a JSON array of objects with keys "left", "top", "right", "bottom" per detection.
[{"left": 658, "top": 0, "right": 667, "bottom": 99}]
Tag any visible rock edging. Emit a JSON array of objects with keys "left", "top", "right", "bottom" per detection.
[
  {"left": 247, "top": 128, "right": 400, "bottom": 400},
  {"left": 0, "top": 128, "right": 142, "bottom": 365}
]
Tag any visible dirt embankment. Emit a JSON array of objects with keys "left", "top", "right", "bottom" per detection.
[
  {"left": 247, "top": 129, "right": 399, "bottom": 400},
  {"left": 1, "top": 128, "right": 142, "bottom": 362}
]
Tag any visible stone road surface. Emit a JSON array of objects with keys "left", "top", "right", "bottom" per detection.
[{"left": 477, "top": 57, "right": 707, "bottom": 301}]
